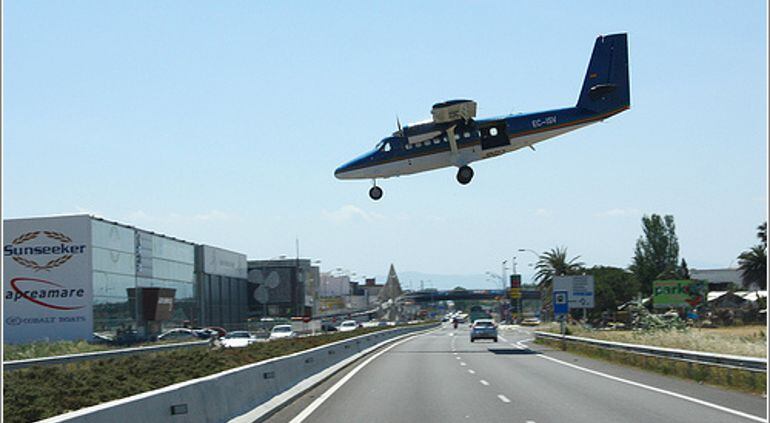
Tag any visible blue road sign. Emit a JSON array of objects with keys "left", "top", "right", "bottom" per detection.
[{"left": 553, "top": 290, "right": 569, "bottom": 317}]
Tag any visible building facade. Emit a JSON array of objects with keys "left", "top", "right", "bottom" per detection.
[
  {"left": 3, "top": 214, "right": 248, "bottom": 343},
  {"left": 248, "top": 259, "right": 320, "bottom": 318},
  {"left": 195, "top": 245, "right": 249, "bottom": 331}
]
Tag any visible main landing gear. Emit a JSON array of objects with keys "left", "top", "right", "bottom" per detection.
[
  {"left": 369, "top": 181, "right": 383, "bottom": 201},
  {"left": 456, "top": 165, "right": 474, "bottom": 185}
]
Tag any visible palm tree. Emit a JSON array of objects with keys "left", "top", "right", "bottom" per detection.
[
  {"left": 534, "top": 247, "right": 585, "bottom": 316},
  {"left": 738, "top": 245, "right": 767, "bottom": 290}
]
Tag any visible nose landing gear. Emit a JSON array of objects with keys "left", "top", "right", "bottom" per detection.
[{"left": 456, "top": 165, "right": 474, "bottom": 185}]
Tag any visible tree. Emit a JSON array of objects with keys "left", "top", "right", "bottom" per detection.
[
  {"left": 738, "top": 222, "right": 767, "bottom": 290},
  {"left": 534, "top": 247, "right": 585, "bottom": 315},
  {"left": 629, "top": 214, "right": 680, "bottom": 295},
  {"left": 582, "top": 266, "right": 640, "bottom": 320}
]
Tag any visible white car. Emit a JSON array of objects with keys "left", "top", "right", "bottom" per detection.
[
  {"left": 269, "top": 324, "right": 296, "bottom": 340},
  {"left": 221, "top": 331, "right": 257, "bottom": 348},
  {"left": 338, "top": 320, "right": 358, "bottom": 332}
]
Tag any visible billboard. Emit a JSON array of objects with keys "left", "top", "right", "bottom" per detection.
[
  {"left": 3, "top": 215, "right": 93, "bottom": 343},
  {"left": 553, "top": 275, "right": 595, "bottom": 309},
  {"left": 652, "top": 280, "right": 708, "bottom": 309}
]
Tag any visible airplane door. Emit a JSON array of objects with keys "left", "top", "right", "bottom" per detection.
[{"left": 480, "top": 122, "right": 509, "bottom": 150}]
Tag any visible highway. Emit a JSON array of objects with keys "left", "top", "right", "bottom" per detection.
[{"left": 266, "top": 324, "right": 767, "bottom": 423}]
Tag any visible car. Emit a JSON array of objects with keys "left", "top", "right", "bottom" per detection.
[
  {"left": 192, "top": 326, "right": 227, "bottom": 339},
  {"left": 221, "top": 331, "right": 258, "bottom": 348},
  {"left": 321, "top": 323, "right": 338, "bottom": 332},
  {"left": 470, "top": 319, "right": 498, "bottom": 343},
  {"left": 157, "top": 328, "right": 199, "bottom": 342},
  {"left": 269, "top": 324, "right": 296, "bottom": 340},
  {"left": 520, "top": 317, "right": 542, "bottom": 327},
  {"left": 338, "top": 320, "right": 358, "bottom": 332}
]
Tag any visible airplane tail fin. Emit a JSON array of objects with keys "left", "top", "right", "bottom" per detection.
[{"left": 576, "top": 33, "right": 630, "bottom": 114}]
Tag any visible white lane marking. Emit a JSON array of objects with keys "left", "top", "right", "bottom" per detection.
[
  {"left": 526, "top": 420, "right": 536, "bottom": 423},
  {"left": 288, "top": 331, "right": 429, "bottom": 423},
  {"left": 468, "top": 369, "right": 476, "bottom": 374},
  {"left": 510, "top": 343, "right": 523, "bottom": 350},
  {"left": 453, "top": 352, "right": 458, "bottom": 355},
  {"left": 456, "top": 356, "right": 461, "bottom": 360},
  {"left": 498, "top": 335, "right": 509, "bottom": 342},
  {"left": 479, "top": 380, "right": 490, "bottom": 386},
  {"left": 497, "top": 394, "right": 511, "bottom": 403},
  {"left": 460, "top": 362, "right": 467, "bottom": 366},
  {"left": 535, "top": 354, "right": 766, "bottom": 422}
]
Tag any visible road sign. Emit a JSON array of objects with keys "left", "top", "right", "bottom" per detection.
[
  {"left": 509, "top": 288, "right": 521, "bottom": 299},
  {"left": 553, "top": 276, "right": 595, "bottom": 309},
  {"left": 510, "top": 274, "right": 521, "bottom": 289},
  {"left": 553, "top": 290, "right": 569, "bottom": 317}
]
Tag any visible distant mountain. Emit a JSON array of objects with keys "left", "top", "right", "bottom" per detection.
[{"left": 372, "top": 271, "right": 501, "bottom": 291}]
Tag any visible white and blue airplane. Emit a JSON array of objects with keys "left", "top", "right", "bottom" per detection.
[{"left": 335, "top": 33, "right": 630, "bottom": 200}]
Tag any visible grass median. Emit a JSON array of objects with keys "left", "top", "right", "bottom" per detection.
[{"left": 3, "top": 324, "right": 430, "bottom": 423}]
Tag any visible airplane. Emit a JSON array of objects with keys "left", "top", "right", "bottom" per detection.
[{"left": 334, "top": 33, "right": 630, "bottom": 201}]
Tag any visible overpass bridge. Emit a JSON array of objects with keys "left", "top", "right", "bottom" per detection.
[{"left": 401, "top": 289, "right": 540, "bottom": 302}]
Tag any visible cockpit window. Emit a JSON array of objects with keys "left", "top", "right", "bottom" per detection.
[{"left": 376, "top": 138, "right": 393, "bottom": 152}]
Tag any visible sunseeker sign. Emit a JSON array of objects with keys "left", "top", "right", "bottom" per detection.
[{"left": 3, "top": 215, "right": 93, "bottom": 343}]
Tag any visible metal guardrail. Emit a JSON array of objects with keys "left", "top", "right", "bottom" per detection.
[
  {"left": 533, "top": 331, "right": 767, "bottom": 372},
  {"left": 3, "top": 340, "right": 209, "bottom": 371}
]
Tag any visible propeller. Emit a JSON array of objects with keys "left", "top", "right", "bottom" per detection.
[{"left": 396, "top": 116, "right": 403, "bottom": 136}]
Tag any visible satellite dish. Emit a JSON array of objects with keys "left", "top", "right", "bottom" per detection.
[{"left": 254, "top": 286, "right": 269, "bottom": 304}]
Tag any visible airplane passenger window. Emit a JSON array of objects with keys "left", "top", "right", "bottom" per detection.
[
  {"left": 455, "top": 134, "right": 460, "bottom": 140},
  {"left": 464, "top": 132, "right": 470, "bottom": 138},
  {"left": 442, "top": 136, "right": 447, "bottom": 142},
  {"left": 384, "top": 143, "right": 391, "bottom": 152},
  {"left": 490, "top": 128, "right": 498, "bottom": 136},
  {"left": 433, "top": 139, "right": 440, "bottom": 145},
  {"left": 405, "top": 144, "right": 412, "bottom": 150}
]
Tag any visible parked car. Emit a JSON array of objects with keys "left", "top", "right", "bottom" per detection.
[
  {"left": 221, "top": 331, "right": 258, "bottom": 348},
  {"left": 338, "top": 320, "right": 358, "bottom": 332},
  {"left": 520, "top": 317, "right": 542, "bottom": 326},
  {"left": 157, "top": 328, "right": 198, "bottom": 342},
  {"left": 269, "top": 324, "right": 296, "bottom": 340},
  {"left": 470, "top": 319, "right": 498, "bottom": 343}
]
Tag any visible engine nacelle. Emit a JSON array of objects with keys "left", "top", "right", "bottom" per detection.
[{"left": 431, "top": 99, "right": 477, "bottom": 124}]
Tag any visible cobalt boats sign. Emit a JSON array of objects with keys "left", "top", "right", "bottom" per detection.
[{"left": 3, "top": 215, "right": 93, "bottom": 344}]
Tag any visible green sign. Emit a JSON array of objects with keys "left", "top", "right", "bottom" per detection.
[{"left": 652, "top": 280, "right": 708, "bottom": 309}]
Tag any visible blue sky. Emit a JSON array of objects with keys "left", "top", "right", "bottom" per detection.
[{"left": 3, "top": 1, "right": 767, "bottom": 289}]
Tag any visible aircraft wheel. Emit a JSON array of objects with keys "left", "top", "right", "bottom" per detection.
[
  {"left": 456, "top": 166, "right": 474, "bottom": 185},
  {"left": 369, "top": 186, "right": 383, "bottom": 201}
]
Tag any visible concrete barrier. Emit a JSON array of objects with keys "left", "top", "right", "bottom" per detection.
[{"left": 39, "top": 324, "right": 438, "bottom": 423}]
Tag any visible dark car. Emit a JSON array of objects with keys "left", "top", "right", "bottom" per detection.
[{"left": 470, "top": 319, "right": 498, "bottom": 342}]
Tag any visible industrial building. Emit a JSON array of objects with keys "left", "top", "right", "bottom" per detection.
[{"left": 247, "top": 258, "right": 320, "bottom": 319}]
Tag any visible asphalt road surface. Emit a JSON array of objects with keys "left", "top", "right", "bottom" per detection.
[{"left": 266, "top": 324, "right": 767, "bottom": 423}]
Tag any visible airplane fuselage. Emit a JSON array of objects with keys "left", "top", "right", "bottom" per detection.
[{"left": 334, "top": 105, "right": 628, "bottom": 180}]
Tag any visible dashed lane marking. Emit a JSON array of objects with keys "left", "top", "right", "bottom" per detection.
[
  {"left": 468, "top": 369, "right": 476, "bottom": 374},
  {"left": 497, "top": 394, "right": 511, "bottom": 403},
  {"left": 460, "top": 362, "right": 467, "bottom": 366},
  {"left": 480, "top": 380, "right": 490, "bottom": 386}
]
